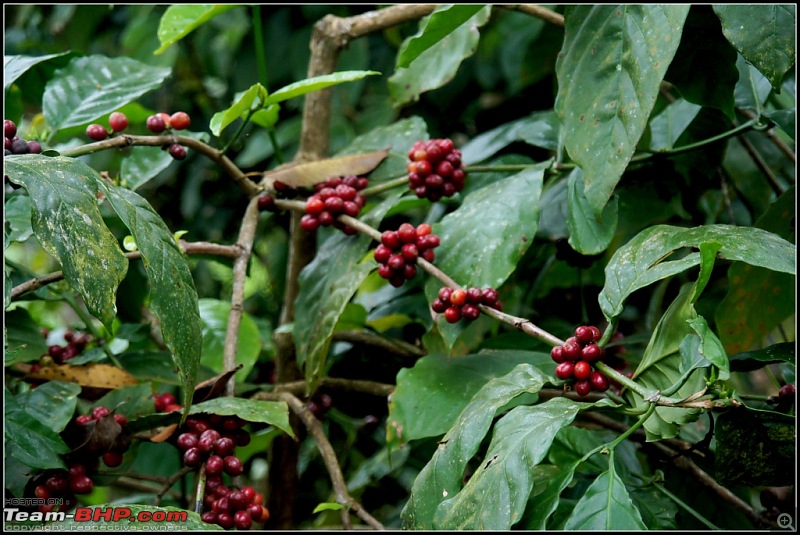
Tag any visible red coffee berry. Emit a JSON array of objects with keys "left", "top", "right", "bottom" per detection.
[
  {"left": 550, "top": 346, "right": 565, "bottom": 363},
  {"left": 466, "top": 287, "right": 483, "bottom": 304},
  {"left": 214, "top": 437, "right": 236, "bottom": 457},
  {"left": 555, "top": 361, "right": 574, "bottom": 380},
  {"left": 206, "top": 455, "right": 224, "bottom": 476},
  {"left": 234, "top": 510, "right": 253, "bottom": 530},
  {"left": 108, "top": 112, "right": 128, "bottom": 133},
  {"left": 27, "top": 140, "right": 42, "bottom": 153},
  {"left": 169, "top": 144, "right": 186, "bottom": 160},
  {"left": 86, "top": 124, "right": 108, "bottom": 141},
  {"left": 257, "top": 194, "right": 276, "bottom": 212},
  {"left": 590, "top": 371, "right": 610, "bottom": 392},
  {"left": 397, "top": 223, "right": 417, "bottom": 244},
  {"left": 306, "top": 196, "right": 325, "bottom": 216},
  {"left": 387, "top": 254, "right": 405, "bottom": 272},
  {"left": 176, "top": 432, "right": 198, "bottom": 451},
  {"left": 170, "top": 111, "right": 191, "bottom": 130},
  {"left": 102, "top": 451, "right": 123, "bottom": 467},
  {"left": 574, "top": 361, "right": 592, "bottom": 381},
  {"left": 46, "top": 475, "right": 68, "bottom": 494},
  {"left": 324, "top": 196, "right": 344, "bottom": 214},
  {"left": 113, "top": 413, "right": 128, "bottom": 427},
  {"left": 574, "top": 325, "right": 594, "bottom": 345},
  {"left": 35, "top": 485, "right": 50, "bottom": 499},
  {"left": 213, "top": 496, "right": 231, "bottom": 514},
  {"left": 381, "top": 231, "right": 400, "bottom": 249},
  {"left": 581, "top": 344, "right": 603, "bottom": 363},
  {"left": 343, "top": 200, "right": 360, "bottom": 217},
  {"left": 158, "top": 392, "right": 176, "bottom": 408},
  {"left": 377, "top": 264, "right": 392, "bottom": 279},
  {"left": 201, "top": 511, "right": 217, "bottom": 524},
  {"left": 421, "top": 248, "right": 436, "bottom": 262},
  {"left": 4, "top": 119, "right": 17, "bottom": 139},
  {"left": 401, "top": 243, "right": 419, "bottom": 262},
  {"left": 247, "top": 503, "right": 263, "bottom": 520},
  {"left": 449, "top": 289, "right": 467, "bottom": 307},
  {"left": 146, "top": 115, "right": 167, "bottom": 133},
  {"left": 444, "top": 306, "right": 461, "bottom": 324},
  {"left": 76, "top": 415, "right": 93, "bottom": 426},
  {"left": 70, "top": 475, "right": 94, "bottom": 495},
  {"left": 374, "top": 245, "right": 392, "bottom": 264},
  {"left": 462, "top": 304, "right": 481, "bottom": 321},
  {"left": 562, "top": 341, "right": 582, "bottom": 361},
  {"left": 588, "top": 326, "right": 601, "bottom": 342},
  {"left": 92, "top": 406, "right": 110, "bottom": 420},
  {"left": 431, "top": 298, "right": 448, "bottom": 313},
  {"left": 300, "top": 214, "right": 319, "bottom": 232},
  {"left": 575, "top": 380, "right": 592, "bottom": 397},
  {"left": 183, "top": 447, "right": 203, "bottom": 467},
  {"left": 481, "top": 288, "right": 499, "bottom": 306},
  {"left": 228, "top": 490, "right": 248, "bottom": 511},
  {"left": 68, "top": 464, "right": 86, "bottom": 479},
  {"left": 416, "top": 223, "right": 432, "bottom": 236},
  {"left": 438, "top": 287, "right": 453, "bottom": 302},
  {"left": 224, "top": 456, "right": 244, "bottom": 476},
  {"left": 165, "top": 403, "right": 182, "bottom": 413},
  {"left": 779, "top": 383, "right": 796, "bottom": 400},
  {"left": 402, "top": 264, "right": 417, "bottom": 279}
]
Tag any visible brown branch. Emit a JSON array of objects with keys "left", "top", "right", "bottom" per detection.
[
  {"left": 278, "top": 392, "right": 385, "bottom": 530},
  {"left": 222, "top": 197, "right": 261, "bottom": 397},
  {"left": 10, "top": 240, "right": 240, "bottom": 300},
  {"left": 333, "top": 330, "right": 427, "bottom": 358},
  {"left": 503, "top": 4, "right": 564, "bottom": 26},
  {"left": 253, "top": 377, "right": 395, "bottom": 399},
  {"left": 112, "top": 477, "right": 182, "bottom": 502},
  {"left": 739, "top": 108, "right": 796, "bottom": 164},
  {"left": 154, "top": 466, "right": 194, "bottom": 507},
  {"left": 60, "top": 134, "right": 260, "bottom": 198}
]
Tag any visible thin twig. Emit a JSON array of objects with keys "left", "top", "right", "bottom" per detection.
[
  {"left": 503, "top": 4, "right": 564, "bottom": 26},
  {"left": 155, "top": 466, "right": 194, "bottom": 507},
  {"left": 278, "top": 392, "right": 385, "bottom": 530},
  {"left": 333, "top": 330, "right": 427, "bottom": 358},
  {"left": 10, "top": 241, "right": 240, "bottom": 300},
  {"left": 253, "top": 377, "right": 395, "bottom": 399}
]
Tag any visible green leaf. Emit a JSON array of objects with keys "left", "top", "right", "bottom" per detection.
[
  {"left": 396, "top": 5, "right": 489, "bottom": 69},
  {"left": 556, "top": 5, "right": 690, "bottom": 218},
  {"left": 5, "top": 392, "right": 69, "bottom": 470},
  {"left": 648, "top": 99, "right": 703, "bottom": 151},
  {"left": 525, "top": 462, "right": 581, "bottom": 530},
  {"left": 4, "top": 156, "right": 128, "bottom": 330},
  {"left": 155, "top": 4, "right": 239, "bottom": 55},
  {"left": 686, "top": 316, "right": 730, "bottom": 380},
  {"left": 313, "top": 502, "right": 345, "bottom": 513},
  {"left": 389, "top": 6, "right": 492, "bottom": 106},
  {"left": 733, "top": 53, "right": 774, "bottom": 111},
  {"left": 4, "top": 194, "right": 34, "bottom": 243},
  {"left": 436, "top": 398, "right": 585, "bottom": 530},
  {"left": 209, "top": 83, "right": 268, "bottom": 136},
  {"left": 96, "top": 180, "right": 202, "bottom": 413},
  {"left": 4, "top": 52, "right": 71, "bottom": 89},
  {"left": 42, "top": 55, "right": 171, "bottom": 131},
  {"left": 54, "top": 504, "right": 220, "bottom": 530},
  {"left": 664, "top": 6, "right": 739, "bottom": 118},
  {"left": 424, "top": 165, "right": 544, "bottom": 349},
  {"left": 401, "top": 364, "right": 547, "bottom": 530},
  {"left": 630, "top": 485, "right": 679, "bottom": 530},
  {"left": 599, "top": 224, "right": 797, "bottom": 322},
  {"left": 461, "top": 110, "right": 561, "bottom": 164},
  {"left": 567, "top": 168, "right": 618, "bottom": 255},
  {"left": 295, "top": 233, "right": 374, "bottom": 393},
  {"left": 4, "top": 308, "right": 48, "bottom": 365},
  {"left": 729, "top": 342, "right": 796, "bottom": 372},
  {"left": 765, "top": 108, "right": 795, "bottom": 141},
  {"left": 263, "top": 70, "right": 381, "bottom": 106},
  {"left": 198, "top": 298, "right": 262, "bottom": 382},
  {"left": 189, "top": 397, "right": 294, "bottom": 438},
  {"left": 388, "top": 350, "right": 554, "bottom": 447},
  {"left": 564, "top": 452, "right": 647, "bottom": 530},
  {"left": 714, "top": 5, "right": 796, "bottom": 89},
  {"left": 16, "top": 381, "right": 82, "bottom": 433},
  {"left": 347, "top": 446, "right": 411, "bottom": 493}
]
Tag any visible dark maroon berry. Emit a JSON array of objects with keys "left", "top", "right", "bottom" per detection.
[
  {"left": 45, "top": 475, "right": 68, "bottom": 494},
  {"left": 431, "top": 298, "right": 448, "bottom": 313},
  {"left": 234, "top": 510, "right": 253, "bottom": 530},
  {"left": 68, "top": 464, "right": 86, "bottom": 479},
  {"left": 420, "top": 248, "right": 436, "bottom": 262},
  {"left": 224, "top": 456, "right": 244, "bottom": 476},
  {"left": 438, "top": 287, "right": 453, "bottom": 302},
  {"left": 574, "top": 325, "right": 594, "bottom": 345},
  {"left": 401, "top": 243, "right": 419, "bottom": 262},
  {"left": 387, "top": 255, "right": 405, "bottom": 272},
  {"left": 216, "top": 513, "right": 234, "bottom": 529},
  {"left": 374, "top": 245, "right": 392, "bottom": 264},
  {"left": 343, "top": 200, "right": 360, "bottom": 217},
  {"left": 551, "top": 346, "right": 565, "bottom": 363},
  {"left": 11, "top": 138, "right": 30, "bottom": 153},
  {"left": 86, "top": 124, "right": 108, "bottom": 141},
  {"left": 324, "top": 196, "right": 344, "bottom": 214},
  {"left": 102, "top": 451, "right": 123, "bottom": 467},
  {"left": 588, "top": 326, "right": 601, "bottom": 342},
  {"left": 183, "top": 447, "right": 203, "bottom": 467},
  {"left": 34, "top": 485, "right": 50, "bottom": 499},
  {"left": 575, "top": 380, "right": 592, "bottom": 397},
  {"left": 201, "top": 511, "right": 217, "bottom": 524},
  {"left": 247, "top": 503, "right": 262, "bottom": 520},
  {"left": 4, "top": 119, "right": 17, "bottom": 139},
  {"left": 462, "top": 304, "right": 480, "bottom": 321},
  {"left": 389, "top": 275, "right": 405, "bottom": 288},
  {"left": 108, "top": 112, "right": 128, "bottom": 132},
  {"left": 48, "top": 345, "right": 65, "bottom": 360},
  {"left": 555, "top": 361, "right": 575, "bottom": 380},
  {"left": 381, "top": 231, "right": 400, "bottom": 249},
  {"left": 27, "top": 141, "right": 42, "bottom": 154},
  {"left": 257, "top": 194, "right": 276, "bottom": 212},
  {"left": 562, "top": 341, "right": 582, "bottom": 361},
  {"left": 377, "top": 264, "right": 392, "bottom": 279},
  {"left": 779, "top": 383, "right": 796, "bottom": 400},
  {"left": 590, "top": 371, "right": 610, "bottom": 392},
  {"left": 318, "top": 211, "right": 334, "bottom": 226},
  {"left": 206, "top": 455, "right": 224, "bottom": 476},
  {"left": 228, "top": 490, "right": 248, "bottom": 511},
  {"left": 169, "top": 144, "right": 186, "bottom": 160},
  {"left": 113, "top": 413, "right": 128, "bottom": 427},
  {"left": 70, "top": 475, "right": 94, "bottom": 495},
  {"left": 214, "top": 437, "right": 236, "bottom": 457},
  {"left": 466, "top": 287, "right": 483, "bottom": 304},
  {"left": 581, "top": 344, "right": 604, "bottom": 363},
  {"left": 176, "top": 432, "right": 198, "bottom": 451},
  {"left": 146, "top": 115, "right": 166, "bottom": 133},
  {"left": 402, "top": 264, "right": 417, "bottom": 279}
]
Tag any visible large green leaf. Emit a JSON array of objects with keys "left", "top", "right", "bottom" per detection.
[
  {"left": 263, "top": 70, "right": 381, "bottom": 106},
  {"left": 435, "top": 398, "right": 585, "bottom": 530},
  {"left": 4, "top": 308, "right": 48, "bottom": 365},
  {"left": 525, "top": 462, "right": 581, "bottom": 530},
  {"left": 567, "top": 168, "right": 618, "bottom": 255},
  {"left": 728, "top": 342, "right": 795, "bottom": 373},
  {"left": 4, "top": 52, "right": 71, "bottom": 89},
  {"left": 599, "top": 224, "right": 797, "bottom": 322},
  {"left": 198, "top": 298, "right": 261, "bottom": 382},
  {"left": 295, "top": 233, "right": 374, "bottom": 393},
  {"left": 714, "top": 5, "right": 796, "bottom": 88},
  {"left": 424, "top": 165, "right": 545, "bottom": 349},
  {"left": 389, "top": 6, "right": 492, "bottom": 106},
  {"left": 460, "top": 110, "right": 561, "bottom": 164},
  {"left": 96, "top": 181, "right": 202, "bottom": 413},
  {"left": 155, "top": 4, "right": 239, "bottom": 54},
  {"left": 209, "top": 83, "right": 268, "bottom": 136},
  {"left": 5, "top": 391, "right": 69, "bottom": 470},
  {"left": 16, "top": 381, "right": 82, "bottom": 434},
  {"left": 555, "top": 5, "right": 690, "bottom": 218},
  {"left": 664, "top": 6, "right": 739, "bottom": 118},
  {"left": 4, "top": 156, "right": 128, "bottom": 329},
  {"left": 564, "top": 451, "right": 647, "bottom": 530},
  {"left": 396, "top": 5, "right": 489, "bottom": 69},
  {"left": 401, "top": 364, "right": 547, "bottom": 529},
  {"left": 190, "top": 397, "right": 294, "bottom": 439},
  {"left": 42, "top": 55, "right": 171, "bottom": 131},
  {"left": 387, "top": 350, "right": 554, "bottom": 447}
]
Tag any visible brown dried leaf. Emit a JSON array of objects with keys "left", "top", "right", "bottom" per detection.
[
  {"left": 148, "top": 423, "right": 179, "bottom": 443},
  {"left": 192, "top": 365, "right": 243, "bottom": 404},
  {"left": 25, "top": 363, "right": 138, "bottom": 390},
  {"left": 261, "top": 148, "right": 390, "bottom": 189}
]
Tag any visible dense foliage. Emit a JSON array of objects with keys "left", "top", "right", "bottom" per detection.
[{"left": 4, "top": 4, "right": 796, "bottom": 531}]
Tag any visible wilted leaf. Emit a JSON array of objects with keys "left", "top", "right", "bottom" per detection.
[
  {"left": 25, "top": 363, "right": 138, "bottom": 390},
  {"left": 262, "top": 149, "right": 390, "bottom": 189}
]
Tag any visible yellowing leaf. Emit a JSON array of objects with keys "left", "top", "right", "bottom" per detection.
[
  {"left": 26, "top": 363, "right": 138, "bottom": 390},
  {"left": 261, "top": 148, "right": 390, "bottom": 189}
]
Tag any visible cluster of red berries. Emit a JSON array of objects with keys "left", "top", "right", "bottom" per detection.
[
  {"left": 4, "top": 119, "right": 42, "bottom": 155},
  {"left": 31, "top": 406, "right": 131, "bottom": 514},
  {"left": 301, "top": 175, "right": 369, "bottom": 234},
  {"left": 374, "top": 223, "right": 440, "bottom": 288},
  {"left": 201, "top": 481, "right": 270, "bottom": 530},
  {"left": 432, "top": 286, "right": 502, "bottom": 324},
  {"left": 86, "top": 111, "right": 130, "bottom": 141},
  {"left": 145, "top": 111, "right": 191, "bottom": 134},
  {"left": 407, "top": 138, "right": 466, "bottom": 202},
  {"left": 551, "top": 325, "right": 610, "bottom": 396},
  {"left": 30, "top": 329, "right": 95, "bottom": 372}
]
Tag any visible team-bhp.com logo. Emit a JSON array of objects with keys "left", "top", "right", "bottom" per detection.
[{"left": 4, "top": 503, "right": 188, "bottom": 525}]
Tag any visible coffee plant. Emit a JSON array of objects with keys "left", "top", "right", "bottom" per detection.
[{"left": 3, "top": 4, "right": 796, "bottom": 531}]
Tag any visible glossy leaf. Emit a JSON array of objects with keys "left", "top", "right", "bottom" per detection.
[
  {"left": 16, "top": 380, "right": 82, "bottom": 433},
  {"left": 4, "top": 52, "right": 71, "bottom": 89},
  {"left": 4, "top": 156, "right": 128, "bottom": 330},
  {"left": 155, "top": 4, "right": 238, "bottom": 54},
  {"left": 401, "top": 364, "right": 547, "bottom": 529},
  {"left": 387, "top": 350, "right": 554, "bottom": 447},
  {"left": 567, "top": 168, "right": 618, "bottom": 255},
  {"left": 198, "top": 298, "right": 261, "bottom": 382},
  {"left": 525, "top": 462, "right": 580, "bottom": 530},
  {"left": 396, "top": 5, "right": 489, "bottom": 69},
  {"left": 96, "top": 180, "right": 202, "bottom": 413},
  {"left": 56, "top": 504, "right": 220, "bottom": 530},
  {"left": 556, "top": 5, "right": 690, "bottom": 218},
  {"left": 733, "top": 53, "right": 774, "bottom": 111},
  {"left": 263, "top": 70, "right": 381, "bottom": 106},
  {"left": 728, "top": 342, "right": 796, "bottom": 372},
  {"left": 436, "top": 398, "right": 585, "bottom": 530},
  {"left": 42, "top": 55, "right": 170, "bottom": 131},
  {"left": 5, "top": 392, "right": 69, "bottom": 470},
  {"left": 665, "top": 6, "right": 739, "bottom": 118},
  {"left": 599, "top": 224, "right": 796, "bottom": 322},
  {"left": 714, "top": 5, "right": 796, "bottom": 88},
  {"left": 389, "top": 6, "right": 492, "bottom": 106},
  {"left": 648, "top": 98, "right": 703, "bottom": 151},
  {"left": 209, "top": 83, "right": 268, "bottom": 136},
  {"left": 686, "top": 316, "right": 729, "bottom": 380},
  {"left": 564, "top": 452, "right": 647, "bottom": 530},
  {"left": 461, "top": 110, "right": 561, "bottom": 164},
  {"left": 189, "top": 397, "right": 294, "bottom": 438}
]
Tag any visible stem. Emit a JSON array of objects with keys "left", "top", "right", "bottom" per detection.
[
  {"left": 268, "top": 129, "right": 285, "bottom": 165},
  {"left": 637, "top": 118, "right": 759, "bottom": 160},
  {"left": 607, "top": 403, "right": 657, "bottom": 450},
  {"left": 194, "top": 464, "right": 207, "bottom": 515},
  {"left": 595, "top": 361, "right": 651, "bottom": 399},
  {"left": 221, "top": 110, "right": 254, "bottom": 155},
  {"left": 360, "top": 175, "right": 408, "bottom": 197},
  {"left": 252, "top": 5, "right": 268, "bottom": 87}
]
